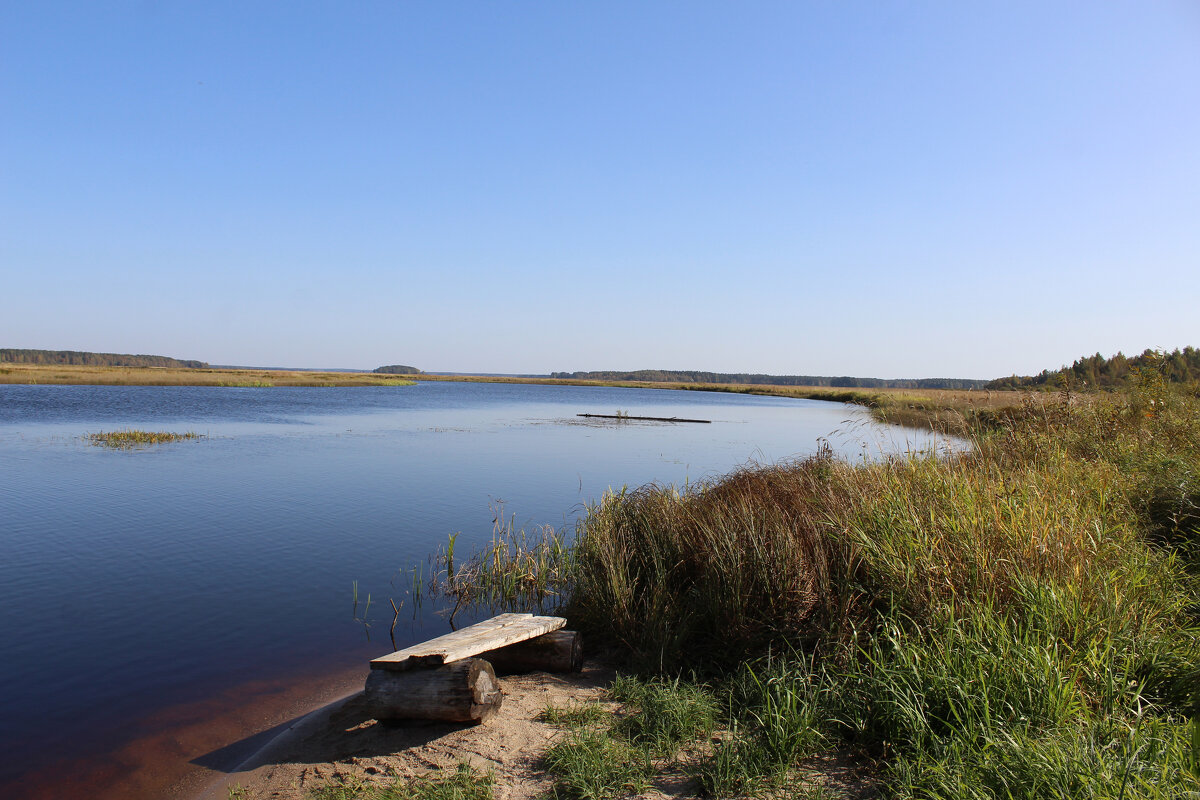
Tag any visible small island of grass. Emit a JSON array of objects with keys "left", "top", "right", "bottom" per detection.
[{"left": 85, "top": 430, "right": 204, "bottom": 449}]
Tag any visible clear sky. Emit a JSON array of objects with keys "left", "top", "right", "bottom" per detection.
[{"left": 2, "top": 2, "right": 1198, "bottom": 378}]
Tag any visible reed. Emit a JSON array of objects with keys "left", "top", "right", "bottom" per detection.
[
  {"left": 438, "top": 375, "right": 1199, "bottom": 797},
  {"left": 431, "top": 507, "right": 575, "bottom": 618},
  {"left": 0, "top": 362, "right": 416, "bottom": 388},
  {"left": 84, "top": 429, "right": 203, "bottom": 448}
]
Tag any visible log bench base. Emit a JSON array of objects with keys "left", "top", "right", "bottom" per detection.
[
  {"left": 482, "top": 629, "right": 582, "bottom": 674},
  {"left": 364, "top": 658, "right": 502, "bottom": 723},
  {"left": 364, "top": 615, "right": 582, "bottom": 723}
]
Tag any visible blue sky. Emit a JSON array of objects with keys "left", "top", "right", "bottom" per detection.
[{"left": 2, "top": 2, "right": 1198, "bottom": 378}]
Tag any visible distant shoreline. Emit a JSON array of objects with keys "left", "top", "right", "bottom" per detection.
[
  {"left": 0, "top": 362, "right": 416, "bottom": 388},
  {"left": 0, "top": 361, "right": 1023, "bottom": 432}
]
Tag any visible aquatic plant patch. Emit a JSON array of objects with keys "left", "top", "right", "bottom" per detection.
[{"left": 85, "top": 429, "right": 203, "bottom": 449}]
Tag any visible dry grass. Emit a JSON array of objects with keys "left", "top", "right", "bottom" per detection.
[
  {"left": 0, "top": 362, "right": 416, "bottom": 387},
  {"left": 85, "top": 429, "right": 203, "bottom": 448}
]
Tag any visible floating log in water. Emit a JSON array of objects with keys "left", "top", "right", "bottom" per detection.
[
  {"left": 577, "top": 413, "right": 711, "bottom": 424},
  {"left": 481, "top": 630, "right": 583, "bottom": 674},
  {"left": 363, "top": 657, "right": 502, "bottom": 723}
]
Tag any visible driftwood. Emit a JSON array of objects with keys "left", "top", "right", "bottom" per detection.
[
  {"left": 577, "top": 413, "right": 711, "bottom": 424},
  {"left": 371, "top": 612, "right": 566, "bottom": 672},
  {"left": 481, "top": 630, "right": 583, "bottom": 674},
  {"left": 363, "top": 658, "right": 502, "bottom": 723}
]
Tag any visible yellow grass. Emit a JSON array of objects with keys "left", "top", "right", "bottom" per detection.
[
  {"left": 85, "top": 429, "right": 202, "bottom": 448},
  {"left": 0, "top": 363, "right": 417, "bottom": 387}
]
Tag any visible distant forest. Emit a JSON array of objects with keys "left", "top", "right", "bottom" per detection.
[
  {"left": 373, "top": 364, "right": 422, "bottom": 375},
  {"left": 550, "top": 370, "right": 987, "bottom": 390},
  {"left": 0, "top": 349, "right": 209, "bottom": 369},
  {"left": 986, "top": 347, "right": 1200, "bottom": 390}
]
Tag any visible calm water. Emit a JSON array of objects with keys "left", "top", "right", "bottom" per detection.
[{"left": 0, "top": 381, "right": 949, "bottom": 790}]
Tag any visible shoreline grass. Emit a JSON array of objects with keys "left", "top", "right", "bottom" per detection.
[
  {"left": 85, "top": 429, "right": 204, "bottom": 449},
  {"left": 0, "top": 362, "right": 417, "bottom": 388},
  {"left": 0, "top": 362, "right": 1017, "bottom": 431},
  {"left": 440, "top": 376, "right": 1200, "bottom": 798},
  {"left": 307, "top": 762, "right": 494, "bottom": 800}
]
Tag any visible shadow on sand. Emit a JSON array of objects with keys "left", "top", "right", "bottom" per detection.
[{"left": 191, "top": 693, "right": 473, "bottom": 773}]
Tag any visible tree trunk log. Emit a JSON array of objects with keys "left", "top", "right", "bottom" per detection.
[
  {"left": 481, "top": 630, "right": 583, "bottom": 674},
  {"left": 363, "top": 658, "right": 502, "bottom": 723}
]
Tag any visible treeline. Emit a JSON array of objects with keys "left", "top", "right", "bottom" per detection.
[
  {"left": 550, "top": 370, "right": 986, "bottom": 390},
  {"left": 373, "top": 364, "right": 422, "bottom": 375},
  {"left": 986, "top": 347, "right": 1200, "bottom": 390},
  {"left": 0, "top": 348, "right": 209, "bottom": 369}
]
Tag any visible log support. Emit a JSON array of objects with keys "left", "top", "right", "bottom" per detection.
[
  {"left": 481, "top": 629, "right": 583, "bottom": 674},
  {"left": 363, "top": 658, "right": 502, "bottom": 723},
  {"left": 363, "top": 617, "right": 582, "bottom": 724}
]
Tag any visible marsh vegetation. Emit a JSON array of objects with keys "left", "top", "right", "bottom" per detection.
[
  {"left": 0, "top": 362, "right": 417, "bottom": 387},
  {"left": 84, "top": 429, "right": 203, "bottom": 449},
  {"left": 438, "top": 371, "right": 1200, "bottom": 798}
]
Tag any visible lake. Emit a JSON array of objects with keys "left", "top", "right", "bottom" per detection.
[{"left": 0, "top": 381, "right": 951, "bottom": 797}]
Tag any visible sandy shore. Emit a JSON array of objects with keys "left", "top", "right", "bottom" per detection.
[
  {"left": 193, "top": 664, "right": 616, "bottom": 800},
  {"left": 0, "top": 660, "right": 616, "bottom": 800}
]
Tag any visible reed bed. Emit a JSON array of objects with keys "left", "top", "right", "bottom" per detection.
[
  {"left": 443, "top": 375, "right": 1200, "bottom": 798},
  {"left": 84, "top": 429, "right": 203, "bottom": 448},
  {"left": 0, "top": 362, "right": 417, "bottom": 387},
  {"left": 431, "top": 509, "right": 575, "bottom": 619}
]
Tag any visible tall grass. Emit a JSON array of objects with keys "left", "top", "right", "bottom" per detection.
[
  {"left": 443, "top": 376, "right": 1200, "bottom": 797},
  {"left": 0, "top": 362, "right": 418, "bottom": 388},
  {"left": 431, "top": 508, "right": 575, "bottom": 618}
]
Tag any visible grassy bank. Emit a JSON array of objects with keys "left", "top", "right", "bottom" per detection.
[
  {"left": 440, "top": 377, "right": 1200, "bottom": 798},
  {"left": 0, "top": 362, "right": 417, "bottom": 387}
]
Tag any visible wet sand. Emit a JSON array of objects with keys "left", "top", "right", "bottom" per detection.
[{"left": 0, "top": 663, "right": 368, "bottom": 800}]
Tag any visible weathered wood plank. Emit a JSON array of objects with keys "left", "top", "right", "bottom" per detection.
[{"left": 370, "top": 613, "right": 566, "bottom": 671}]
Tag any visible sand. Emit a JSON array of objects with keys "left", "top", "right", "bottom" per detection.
[
  {"left": 194, "top": 664, "right": 617, "bottom": 800},
  {"left": 7, "top": 660, "right": 872, "bottom": 800}
]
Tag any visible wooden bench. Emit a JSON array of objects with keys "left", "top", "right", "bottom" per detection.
[{"left": 363, "top": 613, "right": 582, "bottom": 723}]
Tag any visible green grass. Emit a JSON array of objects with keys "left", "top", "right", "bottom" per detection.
[
  {"left": 607, "top": 674, "right": 718, "bottom": 756},
  {"left": 540, "top": 677, "right": 718, "bottom": 800},
  {"left": 84, "top": 429, "right": 203, "bottom": 448},
  {"left": 543, "top": 726, "right": 652, "bottom": 800},
  {"left": 538, "top": 702, "right": 609, "bottom": 727},
  {"left": 432, "top": 508, "right": 575, "bottom": 617},
  {"left": 308, "top": 762, "right": 493, "bottom": 800}
]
